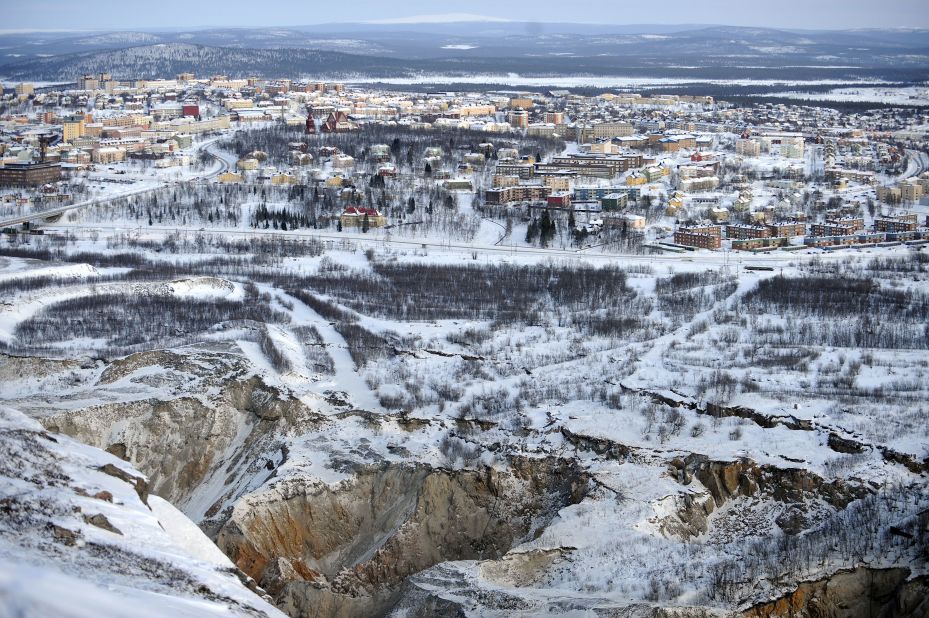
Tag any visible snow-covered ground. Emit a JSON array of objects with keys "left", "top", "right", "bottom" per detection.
[
  {"left": 1, "top": 236, "right": 927, "bottom": 615},
  {"left": 0, "top": 405, "right": 285, "bottom": 618},
  {"left": 762, "top": 85, "right": 929, "bottom": 105}
]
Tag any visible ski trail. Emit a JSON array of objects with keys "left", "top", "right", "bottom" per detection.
[{"left": 276, "top": 291, "right": 381, "bottom": 412}]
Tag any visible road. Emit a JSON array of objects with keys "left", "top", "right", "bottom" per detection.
[
  {"left": 0, "top": 138, "right": 230, "bottom": 229},
  {"left": 904, "top": 149, "right": 929, "bottom": 179},
  {"left": 894, "top": 148, "right": 929, "bottom": 183}
]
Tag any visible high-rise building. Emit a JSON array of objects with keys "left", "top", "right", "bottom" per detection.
[
  {"left": 62, "top": 116, "right": 86, "bottom": 142},
  {"left": 508, "top": 110, "right": 529, "bottom": 129},
  {"left": 78, "top": 75, "right": 99, "bottom": 91}
]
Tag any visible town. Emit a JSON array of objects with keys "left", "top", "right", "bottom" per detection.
[
  {"left": 2, "top": 6, "right": 929, "bottom": 618},
  {"left": 2, "top": 74, "right": 928, "bottom": 255}
]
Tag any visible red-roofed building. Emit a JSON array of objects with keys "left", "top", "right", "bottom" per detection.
[
  {"left": 340, "top": 206, "right": 386, "bottom": 229},
  {"left": 322, "top": 111, "right": 358, "bottom": 133}
]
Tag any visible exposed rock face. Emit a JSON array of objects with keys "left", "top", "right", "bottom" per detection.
[
  {"left": 687, "top": 456, "right": 868, "bottom": 510},
  {"left": 479, "top": 548, "right": 572, "bottom": 587},
  {"left": 216, "top": 457, "right": 589, "bottom": 618},
  {"left": 660, "top": 455, "right": 870, "bottom": 539},
  {"left": 11, "top": 347, "right": 924, "bottom": 618},
  {"left": 46, "top": 396, "right": 240, "bottom": 505},
  {"left": 0, "top": 353, "right": 81, "bottom": 381},
  {"left": 744, "top": 567, "right": 929, "bottom": 618},
  {"left": 97, "top": 350, "right": 213, "bottom": 384},
  {"left": 40, "top": 370, "right": 321, "bottom": 534}
]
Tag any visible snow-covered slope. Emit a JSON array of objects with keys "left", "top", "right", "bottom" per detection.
[
  {"left": 1, "top": 246, "right": 928, "bottom": 617},
  {"left": 0, "top": 405, "right": 285, "bottom": 618}
]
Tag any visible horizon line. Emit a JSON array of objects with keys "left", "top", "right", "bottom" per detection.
[{"left": 2, "top": 21, "right": 929, "bottom": 35}]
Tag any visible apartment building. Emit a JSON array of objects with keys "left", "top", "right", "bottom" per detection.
[
  {"left": 874, "top": 213, "right": 918, "bottom": 233},
  {"left": 543, "top": 175, "right": 571, "bottom": 191},
  {"left": 810, "top": 218, "right": 865, "bottom": 237},
  {"left": 573, "top": 186, "right": 628, "bottom": 201},
  {"left": 0, "top": 161, "right": 62, "bottom": 186},
  {"left": 768, "top": 221, "right": 807, "bottom": 237},
  {"left": 100, "top": 114, "right": 152, "bottom": 128},
  {"left": 600, "top": 193, "right": 627, "bottom": 210},
  {"left": 62, "top": 117, "right": 85, "bottom": 142},
  {"left": 674, "top": 225, "right": 722, "bottom": 249},
  {"left": 484, "top": 184, "right": 551, "bottom": 204},
  {"left": 680, "top": 176, "right": 719, "bottom": 192},
  {"left": 761, "top": 133, "right": 805, "bottom": 158},
  {"left": 492, "top": 175, "right": 520, "bottom": 188},
  {"left": 456, "top": 105, "right": 496, "bottom": 117},
  {"left": 825, "top": 168, "right": 875, "bottom": 185},
  {"left": 508, "top": 111, "right": 529, "bottom": 128},
  {"left": 537, "top": 154, "right": 643, "bottom": 178},
  {"left": 576, "top": 122, "right": 634, "bottom": 143},
  {"left": 527, "top": 123, "right": 557, "bottom": 137},
  {"left": 901, "top": 179, "right": 923, "bottom": 202},
  {"left": 495, "top": 162, "right": 535, "bottom": 179},
  {"left": 659, "top": 135, "right": 697, "bottom": 152},
  {"left": 731, "top": 236, "right": 789, "bottom": 251},
  {"left": 735, "top": 139, "right": 761, "bottom": 156},
  {"left": 727, "top": 224, "right": 772, "bottom": 240},
  {"left": 92, "top": 146, "right": 127, "bottom": 164},
  {"left": 340, "top": 206, "right": 386, "bottom": 229}
]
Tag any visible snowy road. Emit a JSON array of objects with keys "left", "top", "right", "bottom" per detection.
[{"left": 40, "top": 220, "right": 916, "bottom": 268}]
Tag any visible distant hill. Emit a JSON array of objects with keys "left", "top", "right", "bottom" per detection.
[
  {"left": 1, "top": 24, "right": 927, "bottom": 82},
  {"left": 0, "top": 43, "right": 410, "bottom": 81}
]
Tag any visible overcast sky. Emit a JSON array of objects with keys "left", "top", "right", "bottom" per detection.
[{"left": 4, "top": 0, "right": 928, "bottom": 31}]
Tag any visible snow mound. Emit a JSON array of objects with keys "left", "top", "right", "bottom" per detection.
[
  {"left": 167, "top": 277, "right": 238, "bottom": 300},
  {"left": 0, "top": 262, "right": 97, "bottom": 284}
]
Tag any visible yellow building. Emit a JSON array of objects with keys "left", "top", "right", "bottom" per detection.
[
  {"left": 492, "top": 175, "right": 520, "bottom": 188},
  {"left": 92, "top": 146, "right": 126, "bottom": 164},
  {"left": 644, "top": 166, "right": 667, "bottom": 182},
  {"left": 225, "top": 99, "right": 255, "bottom": 110},
  {"left": 217, "top": 171, "right": 243, "bottom": 183},
  {"left": 709, "top": 207, "right": 730, "bottom": 223},
  {"left": 340, "top": 206, "right": 386, "bottom": 229},
  {"left": 457, "top": 105, "right": 496, "bottom": 117},
  {"left": 902, "top": 179, "right": 923, "bottom": 202},
  {"left": 589, "top": 142, "right": 616, "bottom": 154},
  {"left": 271, "top": 173, "right": 297, "bottom": 185},
  {"left": 543, "top": 176, "right": 571, "bottom": 191},
  {"left": 63, "top": 118, "right": 85, "bottom": 142}
]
